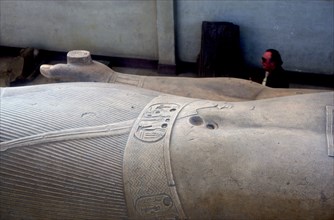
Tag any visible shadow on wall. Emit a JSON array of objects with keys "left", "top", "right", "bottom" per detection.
[{"left": 197, "top": 21, "right": 244, "bottom": 78}]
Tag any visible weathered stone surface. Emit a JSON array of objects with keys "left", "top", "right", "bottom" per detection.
[
  {"left": 0, "top": 82, "right": 333, "bottom": 219},
  {"left": 40, "top": 50, "right": 328, "bottom": 102},
  {"left": 0, "top": 56, "right": 24, "bottom": 87},
  {"left": 19, "top": 47, "right": 40, "bottom": 79},
  {"left": 0, "top": 48, "right": 40, "bottom": 87}
]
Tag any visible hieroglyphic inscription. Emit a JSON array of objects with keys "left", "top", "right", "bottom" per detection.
[
  {"left": 135, "top": 194, "right": 173, "bottom": 216},
  {"left": 135, "top": 104, "right": 179, "bottom": 142},
  {"left": 124, "top": 96, "right": 190, "bottom": 220}
]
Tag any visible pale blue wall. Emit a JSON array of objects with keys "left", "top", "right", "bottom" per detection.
[
  {"left": 0, "top": 1, "right": 158, "bottom": 60},
  {"left": 176, "top": 0, "right": 334, "bottom": 74},
  {"left": 1, "top": 0, "right": 333, "bottom": 74}
]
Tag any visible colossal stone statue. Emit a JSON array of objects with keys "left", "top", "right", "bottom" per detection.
[
  {"left": 40, "top": 50, "right": 327, "bottom": 102},
  {"left": 0, "top": 82, "right": 333, "bottom": 219}
]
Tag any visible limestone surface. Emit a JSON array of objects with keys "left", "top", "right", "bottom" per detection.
[
  {"left": 1, "top": 82, "right": 333, "bottom": 219},
  {"left": 40, "top": 50, "right": 328, "bottom": 102}
]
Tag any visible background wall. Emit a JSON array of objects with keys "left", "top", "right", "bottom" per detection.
[
  {"left": 176, "top": 0, "right": 334, "bottom": 74},
  {"left": 0, "top": 0, "right": 158, "bottom": 60},
  {"left": 1, "top": 0, "right": 333, "bottom": 75}
]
